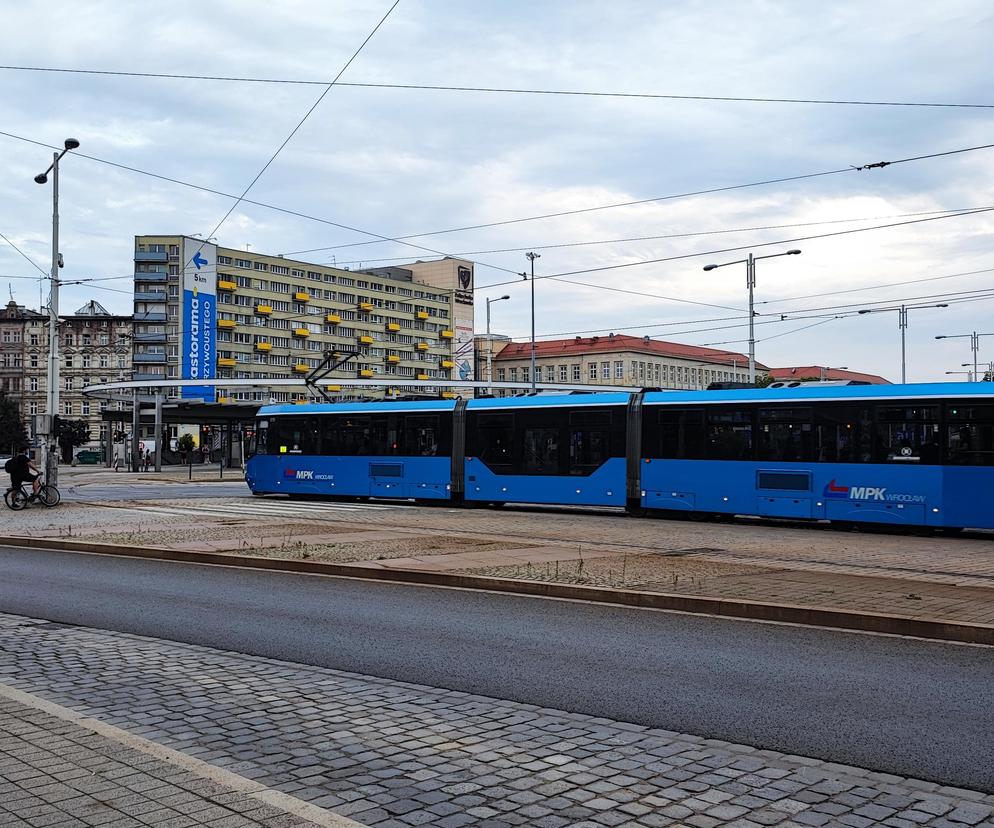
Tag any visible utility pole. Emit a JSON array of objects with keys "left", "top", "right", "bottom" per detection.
[
  {"left": 485, "top": 294, "right": 510, "bottom": 395},
  {"left": 899, "top": 305, "right": 908, "bottom": 384},
  {"left": 525, "top": 252, "right": 540, "bottom": 391},
  {"left": 33, "top": 138, "right": 79, "bottom": 487}
]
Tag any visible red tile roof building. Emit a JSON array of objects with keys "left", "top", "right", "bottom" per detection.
[
  {"left": 768, "top": 366, "right": 891, "bottom": 385},
  {"left": 486, "top": 333, "right": 766, "bottom": 391}
]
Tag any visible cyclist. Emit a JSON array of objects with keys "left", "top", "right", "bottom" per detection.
[{"left": 6, "top": 447, "right": 41, "bottom": 501}]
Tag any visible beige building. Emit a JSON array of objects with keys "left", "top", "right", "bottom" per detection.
[
  {"left": 489, "top": 333, "right": 765, "bottom": 392},
  {"left": 20, "top": 300, "right": 133, "bottom": 450},
  {"left": 132, "top": 236, "right": 473, "bottom": 401},
  {"left": 1, "top": 301, "right": 44, "bottom": 402}
]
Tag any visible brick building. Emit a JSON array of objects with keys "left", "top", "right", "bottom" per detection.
[{"left": 768, "top": 366, "right": 891, "bottom": 385}]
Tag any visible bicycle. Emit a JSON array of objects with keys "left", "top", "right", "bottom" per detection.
[{"left": 4, "top": 479, "right": 60, "bottom": 510}]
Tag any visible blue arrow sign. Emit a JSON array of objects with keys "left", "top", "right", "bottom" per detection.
[{"left": 192, "top": 251, "right": 208, "bottom": 270}]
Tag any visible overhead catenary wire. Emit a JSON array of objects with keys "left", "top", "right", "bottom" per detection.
[
  {"left": 478, "top": 205, "right": 994, "bottom": 291},
  {"left": 313, "top": 207, "right": 986, "bottom": 265},
  {"left": 184, "top": 0, "right": 403, "bottom": 272},
  {"left": 4, "top": 64, "right": 994, "bottom": 110},
  {"left": 286, "top": 143, "right": 994, "bottom": 255}
]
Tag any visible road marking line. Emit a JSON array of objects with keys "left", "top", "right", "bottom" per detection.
[{"left": 0, "top": 681, "right": 367, "bottom": 828}]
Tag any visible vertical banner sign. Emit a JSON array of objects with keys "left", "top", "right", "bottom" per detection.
[
  {"left": 454, "top": 264, "right": 475, "bottom": 381},
  {"left": 180, "top": 238, "right": 217, "bottom": 401}
]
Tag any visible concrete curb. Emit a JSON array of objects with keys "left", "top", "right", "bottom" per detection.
[{"left": 2, "top": 535, "right": 992, "bottom": 646}]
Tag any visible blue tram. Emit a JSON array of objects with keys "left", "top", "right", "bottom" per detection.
[{"left": 245, "top": 382, "right": 994, "bottom": 530}]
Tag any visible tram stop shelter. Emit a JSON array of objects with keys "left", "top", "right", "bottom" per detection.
[{"left": 101, "top": 400, "right": 260, "bottom": 471}]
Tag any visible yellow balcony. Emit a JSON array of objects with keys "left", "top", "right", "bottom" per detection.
[
  {"left": 293, "top": 328, "right": 310, "bottom": 338},
  {"left": 358, "top": 369, "right": 374, "bottom": 378},
  {"left": 293, "top": 363, "right": 310, "bottom": 374},
  {"left": 417, "top": 373, "right": 430, "bottom": 381},
  {"left": 217, "top": 279, "right": 237, "bottom": 291},
  {"left": 217, "top": 318, "right": 236, "bottom": 329},
  {"left": 325, "top": 313, "right": 341, "bottom": 324},
  {"left": 293, "top": 399, "right": 309, "bottom": 405},
  {"left": 386, "top": 322, "right": 401, "bottom": 332},
  {"left": 325, "top": 384, "right": 341, "bottom": 392},
  {"left": 294, "top": 292, "right": 310, "bottom": 302},
  {"left": 254, "top": 304, "right": 272, "bottom": 315},
  {"left": 441, "top": 360, "right": 454, "bottom": 369},
  {"left": 416, "top": 310, "right": 429, "bottom": 320},
  {"left": 359, "top": 302, "right": 373, "bottom": 311},
  {"left": 386, "top": 354, "right": 400, "bottom": 363},
  {"left": 416, "top": 342, "right": 429, "bottom": 351},
  {"left": 254, "top": 342, "right": 272, "bottom": 352},
  {"left": 217, "top": 357, "right": 237, "bottom": 368},
  {"left": 440, "top": 329, "right": 454, "bottom": 339},
  {"left": 442, "top": 392, "right": 457, "bottom": 399},
  {"left": 217, "top": 396, "right": 232, "bottom": 404},
  {"left": 358, "top": 335, "right": 374, "bottom": 345}
]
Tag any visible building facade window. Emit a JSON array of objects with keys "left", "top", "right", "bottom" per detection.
[
  {"left": 572, "top": 364, "right": 581, "bottom": 381},
  {"left": 615, "top": 361, "right": 623, "bottom": 379},
  {"left": 588, "top": 363, "right": 598, "bottom": 380}
]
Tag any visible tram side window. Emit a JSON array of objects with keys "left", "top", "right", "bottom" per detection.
[
  {"left": 468, "top": 413, "right": 515, "bottom": 472},
  {"left": 874, "top": 405, "right": 940, "bottom": 464},
  {"left": 814, "top": 406, "right": 872, "bottom": 463},
  {"left": 322, "top": 415, "right": 387, "bottom": 455},
  {"left": 568, "top": 408, "right": 621, "bottom": 474},
  {"left": 946, "top": 404, "right": 994, "bottom": 465},
  {"left": 757, "top": 407, "right": 814, "bottom": 462},
  {"left": 651, "top": 408, "right": 706, "bottom": 459},
  {"left": 271, "top": 416, "right": 320, "bottom": 455},
  {"left": 401, "top": 414, "right": 443, "bottom": 456},
  {"left": 707, "top": 409, "right": 753, "bottom": 460}
]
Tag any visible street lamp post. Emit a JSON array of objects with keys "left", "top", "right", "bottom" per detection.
[
  {"left": 703, "top": 249, "right": 801, "bottom": 384},
  {"left": 33, "top": 137, "right": 80, "bottom": 487},
  {"left": 935, "top": 331, "right": 994, "bottom": 381},
  {"left": 485, "top": 294, "right": 510, "bottom": 395},
  {"left": 857, "top": 302, "right": 948, "bottom": 383},
  {"left": 946, "top": 370, "right": 974, "bottom": 381},
  {"left": 525, "top": 252, "right": 540, "bottom": 391}
]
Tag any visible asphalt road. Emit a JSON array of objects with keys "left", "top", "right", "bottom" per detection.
[{"left": 1, "top": 546, "right": 992, "bottom": 792}]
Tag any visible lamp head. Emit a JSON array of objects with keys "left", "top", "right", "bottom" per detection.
[
  {"left": 702, "top": 264, "right": 718, "bottom": 272},
  {"left": 64, "top": 138, "right": 80, "bottom": 150},
  {"left": 34, "top": 173, "right": 48, "bottom": 184},
  {"left": 787, "top": 249, "right": 801, "bottom": 255},
  {"left": 500, "top": 294, "right": 510, "bottom": 300},
  {"left": 858, "top": 309, "right": 871, "bottom": 315},
  {"left": 935, "top": 335, "right": 946, "bottom": 339},
  {"left": 936, "top": 303, "right": 949, "bottom": 308}
]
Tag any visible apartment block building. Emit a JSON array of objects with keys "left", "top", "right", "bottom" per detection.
[
  {"left": 1, "top": 300, "right": 45, "bottom": 399},
  {"left": 490, "top": 333, "right": 764, "bottom": 392},
  {"left": 132, "top": 236, "right": 473, "bottom": 402},
  {"left": 19, "top": 300, "right": 133, "bottom": 449}
]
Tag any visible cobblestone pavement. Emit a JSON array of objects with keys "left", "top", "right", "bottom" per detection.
[
  {"left": 0, "top": 692, "right": 328, "bottom": 827},
  {"left": 0, "top": 612, "right": 991, "bottom": 828}
]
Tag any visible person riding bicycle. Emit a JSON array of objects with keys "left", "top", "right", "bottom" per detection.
[{"left": 6, "top": 447, "right": 41, "bottom": 501}]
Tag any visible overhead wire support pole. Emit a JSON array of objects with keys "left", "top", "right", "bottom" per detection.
[{"left": 526, "top": 252, "right": 540, "bottom": 391}]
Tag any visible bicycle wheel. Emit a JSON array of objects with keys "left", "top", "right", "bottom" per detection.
[
  {"left": 6, "top": 489, "right": 28, "bottom": 511},
  {"left": 38, "top": 484, "right": 61, "bottom": 507}
]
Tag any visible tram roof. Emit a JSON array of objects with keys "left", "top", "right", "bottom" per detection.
[
  {"left": 259, "top": 399, "right": 458, "bottom": 416},
  {"left": 644, "top": 381, "right": 994, "bottom": 405}
]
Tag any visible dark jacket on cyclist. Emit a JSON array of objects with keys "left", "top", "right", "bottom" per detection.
[{"left": 8, "top": 452, "right": 39, "bottom": 488}]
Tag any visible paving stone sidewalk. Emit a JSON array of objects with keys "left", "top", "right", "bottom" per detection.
[
  {"left": 0, "top": 612, "right": 992, "bottom": 828},
  {"left": 0, "top": 694, "right": 324, "bottom": 828}
]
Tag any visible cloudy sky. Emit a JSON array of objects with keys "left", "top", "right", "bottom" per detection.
[{"left": 2, "top": 0, "right": 993, "bottom": 382}]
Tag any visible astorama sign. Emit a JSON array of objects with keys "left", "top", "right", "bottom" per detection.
[{"left": 180, "top": 238, "right": 217, "bottom": 401}]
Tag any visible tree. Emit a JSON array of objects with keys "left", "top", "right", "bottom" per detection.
[
  {"left": 56, "top": 418, "right": 91, "bottom": 464},
  {"left": 0, "top": 393, "right": 28, "bottom": 456},
  {"left": 754, "top": 374, "right": 774, "bottom": 388},
  {"left": 178, "top": 433, "right": 196, "bottom": 463}
]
